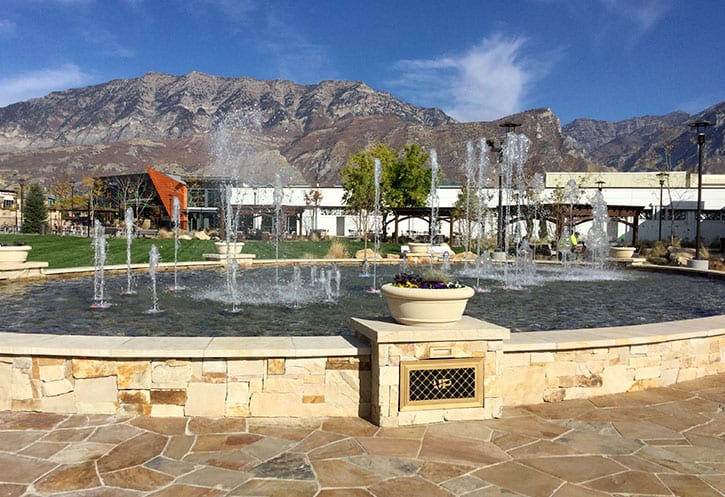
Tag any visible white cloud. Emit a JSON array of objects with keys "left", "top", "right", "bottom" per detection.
[
  {"left": 256, "top": 13, "right": 338, "bottom": 84},
  {"left": 210, "top": 0, "right": 255, "bottom": 19},
  {"left": 600, "top": 0, "right": 674, "bottom": 31},
  {"left": 391, "top": 34, "right": 546, "bottom": 122},
  {"left": 0, "top": 65, "right": 90, "bottom": 107},
  {"left": 0, "top": 18, "right": 16, "bottom": 37}
]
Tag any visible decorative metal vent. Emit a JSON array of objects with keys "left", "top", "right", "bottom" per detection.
[{"left": 399, "top": 358, "right": 484, "bottom": 411}]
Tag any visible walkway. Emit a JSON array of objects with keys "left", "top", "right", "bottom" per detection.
[{"left": 1, "top": 374, "right": 723, "bottom": 497}]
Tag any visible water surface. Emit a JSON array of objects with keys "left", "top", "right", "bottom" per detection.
[{"left": 0, "top": 265, "right": 721, "bottom": 336}]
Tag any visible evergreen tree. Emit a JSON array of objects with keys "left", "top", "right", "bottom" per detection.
[{"left": 22, "top": 182, "right": 49, "bottom": 233}]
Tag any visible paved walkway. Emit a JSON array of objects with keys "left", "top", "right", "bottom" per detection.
[{"left": 1, "top": 374, "right": 723, "bottom": 497}]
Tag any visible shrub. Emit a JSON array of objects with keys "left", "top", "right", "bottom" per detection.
[{"left": 325, "top": 238, "right": 349, "bottom": 259}]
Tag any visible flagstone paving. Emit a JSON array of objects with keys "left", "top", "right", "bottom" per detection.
[{"left": 0, "top": 374, "right": 723, "bottom": 497}]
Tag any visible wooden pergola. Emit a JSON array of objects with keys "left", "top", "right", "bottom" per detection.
[
  {"left": 385, "top": 203, "right": 645, "bottom": 246},
  {"left": 385, "top": 207, "right": 458, "bottom": 243},
  {"left": 538, "top": 203, "right": 645, "bottom": 246}
]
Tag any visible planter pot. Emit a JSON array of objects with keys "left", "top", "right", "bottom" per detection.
[
  {"left": 0, "top": 245, "right": 31, "bottom": 265},
  {"left": 491, "top": 251, "right": 506, "bottom": 261},
  {"left": 215, "top": 241, "right": 244, "bottom": 255},
  {"left": 408, "top": 242, "right": 431, "bottom": 254},
  {"left": 687, "top": 259, "right": 709, "bottom": 270},
  {"left": 381, "top": 283, "right": 475, "bottom": 326},
  {"left": 609, "top": 246, "right": 636, "bottom": 259}
]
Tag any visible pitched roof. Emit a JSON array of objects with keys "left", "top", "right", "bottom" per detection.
[{"left": 145, "top": 167, "right": 188, "bottom": 228}]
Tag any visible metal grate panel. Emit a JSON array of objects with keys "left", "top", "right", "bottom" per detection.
[{"left": 400, "top": 357, "right": 484, "bottom": 411}]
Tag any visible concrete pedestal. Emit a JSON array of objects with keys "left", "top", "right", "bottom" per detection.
[{"left": 351, "top": 316, "right": 510, "bottom": 427}]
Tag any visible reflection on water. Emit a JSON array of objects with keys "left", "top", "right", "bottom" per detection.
[{"left": 0, "top": 265, "right": 722, "bottom": 337}]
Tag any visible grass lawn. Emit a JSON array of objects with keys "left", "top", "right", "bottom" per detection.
[{"left": 0, "top": 234, "right": 405, "bottom": 269}]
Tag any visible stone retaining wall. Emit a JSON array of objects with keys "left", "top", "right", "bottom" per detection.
[
  {"left": 0, "top": 355, "right": 371, "bottom": 418},
  {"left": 501, "top": 317, "right": 725, "bottom": 406},
  {"left": 0, "top": 316, "right": 723, "bottom": 422}
]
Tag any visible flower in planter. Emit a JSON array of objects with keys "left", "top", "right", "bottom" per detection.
[{"left": 392, "top": 269, "right": 463, "bottom": 289}]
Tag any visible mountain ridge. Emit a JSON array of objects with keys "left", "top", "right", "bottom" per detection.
[{"left": 0, "top": 72, "right": 722, "bottom": 186}]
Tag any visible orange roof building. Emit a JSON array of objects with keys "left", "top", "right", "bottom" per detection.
[{"left": 145, "top": 167, "right": 188, "bottom": 229}]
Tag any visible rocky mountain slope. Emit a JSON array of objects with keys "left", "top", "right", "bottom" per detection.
[
  {"left": 0, "top": 72, "right": 722, "bottom": 187},
  {"left": 564, "top": 103, "right": 724, "bottom": 173}
]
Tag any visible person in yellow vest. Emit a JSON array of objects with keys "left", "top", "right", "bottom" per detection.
[{"left": 570, "top": 231, "right": 584, "bottom": 254}]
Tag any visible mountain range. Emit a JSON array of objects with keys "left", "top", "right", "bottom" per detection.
[{"left": 0, "top": 71, "right": 722, "bottom": 187}]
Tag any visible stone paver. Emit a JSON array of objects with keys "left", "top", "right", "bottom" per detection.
[{"left": 0, "top": 374, "right": 722, "bottom": 497}]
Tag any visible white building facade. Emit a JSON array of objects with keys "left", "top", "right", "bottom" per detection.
[{"left": 229, "top": 172, "right": 725, "bottom": 247}]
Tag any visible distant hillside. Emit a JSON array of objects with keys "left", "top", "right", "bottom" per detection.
[
  {"left": 564, "top": 103, "right": 724, "bottom": 173},
  {"left": 0, "top": 71, "right": 722, "bottom": 187}
]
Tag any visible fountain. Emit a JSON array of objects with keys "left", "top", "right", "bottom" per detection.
[
  {"left": 90, "top": 219, "right": 110, "bottom": 309},
  {"left": 273, "top": 172, "right": 284, "bottom": 286},
  {"left": 170, "top": 196, "right": 184, "bottom": 291},
  {"left": 147, "top": 244, "right": 162, "bottom": 313},
  {"left": 368, "top": 158, "right": 382, "bottom": 293},
  {"left": 500, "top": 130, "right": 532, "bottom": 288},
  {"left": 1, "top": 124, "right": 723, "bottom": 424},
  {"left": 428, "top": 149, "right": 440, "bottom": 264},
  {"left": 1, "top": 263, "right": 722, "bottom": 336},
  {"left": 123, "top": 207, "right": 135, "bottom": 295},
  {"left": 587, "top": 188, "right": 609, "bottom": 269}
]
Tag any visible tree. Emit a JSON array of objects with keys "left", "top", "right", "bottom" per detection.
[
  {"left": 387, "top": 143, "right": 431, "bottom": 208},
  {"left": 340, "top": 143, "right": 397, "bottom": 241},
  {"left": 386, "top": 143, "right": 433, "bottom": 241},
  {"left": 22, "top": 182, "right": 49, "bottom": 233},
  {"left": 341, "top": 142, "right": 435, "bottom": 242},
  {"left": 82, "top": 176, "right": 105, "bottom": 224},
  {"left": 453, "top": 183, "right": 488, "bottom": 252}
]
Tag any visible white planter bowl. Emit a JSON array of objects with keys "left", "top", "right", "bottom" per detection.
[
  {"left": 215, "top": 241, "right": 244, "bottom": 255},
  {"left": 0, "top": 245, "right": 31, "bottom": 264},
  {"left": 408, "top": 242, "right": 431, "bottom": 254},
  {"left": 609, "top": 246, "right": 636, "bottom": 259},
  {"left": 381, "top": 283, "right": 475, "bottom": 326}
]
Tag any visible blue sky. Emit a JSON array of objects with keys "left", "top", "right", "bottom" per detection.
[{"left": 1, "top": 0, "right": 723, "bottom": 125}]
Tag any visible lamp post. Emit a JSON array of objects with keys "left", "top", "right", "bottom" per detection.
[
  {"left": 12, "top": 175, "right": 20, "bottom": 230},
  {"left": 70, "top": 183, "right": 75, "bottom": 224},
  {"left": 497, "top": 121, "right": 521, "bottom": 250},
  {"left": 656, "top": 171, "right": 668, "bottom": 242},
  {"left": 18, "top": 178, "right": 25, "bottom": 231},
  {"left": 687, "top": 120, "right": 712, "bottom": 262}
]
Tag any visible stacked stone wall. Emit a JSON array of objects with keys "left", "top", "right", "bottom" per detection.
[
  {"left": 501, "top": 334, "right": 725, "bottom": 405},
  {"left": 0, "top": 355, "right": 371, "bottom": 418}
]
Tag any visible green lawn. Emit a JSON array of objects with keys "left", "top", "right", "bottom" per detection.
[{"left": 0, "top": 234, "right": 405, "bottom": 269}]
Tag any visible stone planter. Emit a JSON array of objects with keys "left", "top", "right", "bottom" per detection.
[
  {"left": 609, "top": 246, "right": 636, "bottom": 259},
  {"left": 381, "top": 283, "right": 475, "bottom": 326},
  {"left": 687, "top": 259, "right": 709, "bottom": 270},
  {"left": 215, "top": 241, "right": 244, "bottom": 255},
  {"left": 0, "top": 245, "right": 31, "bottom": 265},
  {"left": 491, "top": 251, "right": 507, "bottom": 261},
  {"left": 408, "top": 242, "right": 431, "bottom": 254}
]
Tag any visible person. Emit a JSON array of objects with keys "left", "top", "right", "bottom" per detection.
[{"left": 571, "top": 232, "right": 584, "bottom": 254}]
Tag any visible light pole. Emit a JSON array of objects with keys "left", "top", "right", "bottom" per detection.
[
  {"left": 656, "top": 172, "right": 668, "bottom": 242},
  {"left": 687, "top": 120, "right": 712, "bottom": 262},
  {"left": 498, "top": 121, "right": 521, "bottom": 250},
  {"left": 70, "top": 183, "right": 75, "bottom": 224},
  {"left": 18, "top": 178, "right": 25, "bottom": 231}
]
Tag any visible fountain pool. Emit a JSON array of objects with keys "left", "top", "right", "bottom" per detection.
[{"left": 1, "top": 264, "right": 722, "bottom": 336}]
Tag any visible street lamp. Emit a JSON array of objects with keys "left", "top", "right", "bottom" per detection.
[
  {"left": 656, "top": 171, "right": 669, "bottom": 242},
  {"left": 70, "top": 183, "right": 75, "bottom": 224},
  {"left": 18, "top": 178, "right": 25, "bottom": 231},
  {"left": 687, "top": 120, "right": 712, "bottom": 262},
  {"left": 498, "top": 121, "right": 521, "bottom": 249}
]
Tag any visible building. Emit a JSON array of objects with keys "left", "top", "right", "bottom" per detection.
[{"left": 83, "top": 170, "right": 725, "bottom": 248}]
